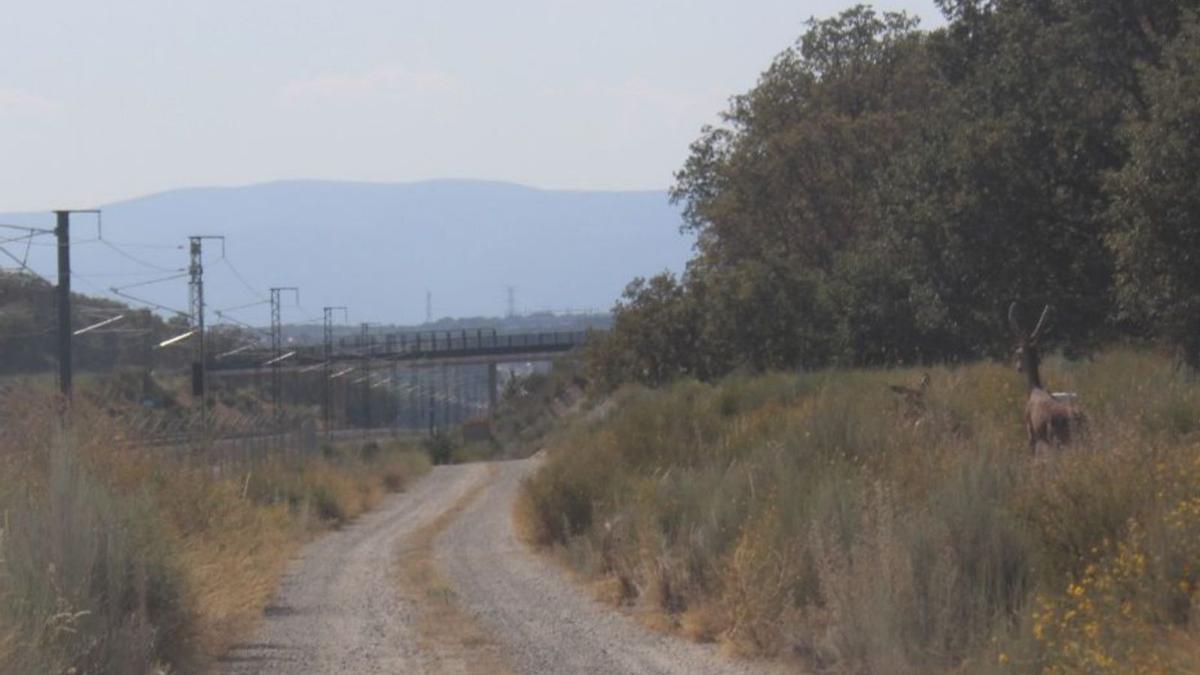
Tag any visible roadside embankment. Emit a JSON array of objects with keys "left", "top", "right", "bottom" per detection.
[{"left": 519, "top": 349, "right": 1200, "bottom": 672}]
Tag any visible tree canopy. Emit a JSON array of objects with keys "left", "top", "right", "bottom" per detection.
[{"left": 592, "top": 1, "right": 1200, "bottom": 387}]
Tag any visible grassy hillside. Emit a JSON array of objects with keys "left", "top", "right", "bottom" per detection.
[
  {"left": 0, "top": 390, "right": 429, "bottom": 674},
  {"left": 519, "top": 349, "right": 1200, "bottom": 672}
]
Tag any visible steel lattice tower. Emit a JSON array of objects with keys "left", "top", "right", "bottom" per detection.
[
  {"left": 269, "top": 286, "right": 298, "bottom": 420},
  {"left": 322, "top": 306, "right": 347, "bottom": 433},
  {"left": 188, "top": 235, "right": 223, "bottom": 431}
]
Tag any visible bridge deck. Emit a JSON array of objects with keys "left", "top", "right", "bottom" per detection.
[{"left": 207, "top": 329, "right": 591, "bottom": 373}]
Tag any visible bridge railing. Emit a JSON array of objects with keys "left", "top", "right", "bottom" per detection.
[
  {"left": 205, "top": 329, "right": 596, "bottom": 373},
  {"left": 335, "top": 329, "right": 590, "bottom": 358}
]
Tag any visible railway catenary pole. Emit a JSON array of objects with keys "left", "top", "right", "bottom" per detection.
[
  {"left": 428, "top": 387, "right": 436, "bottom": 436},
  {"left": 409, "top": 367, "right": 418, "bottom": 430},
  {"left": 50, "top": 209, "right": 101, "bottom": 403},
  {"left": 188, "top": 235, "right": 224, "bottom": 433},
  {"left": 54, "top": 211, "right": 72, "bottom": 401},
  {"left": 487, "top": 362, "right": 499, "bottom": 414},
  {"left": 269, "top": 287, "right": 299, "bottom": 422},
  {"left": 322, "top": 306, "right": 348, "bottom": 435},
  {"left": 390, "top": 361, "right": 399, "bottom": 431},
  {"left": 361, "top": 322, "right": 372, "bottom": 428},
  {"left": 440, "top": 364, "right": 449, "bottom": 431}
]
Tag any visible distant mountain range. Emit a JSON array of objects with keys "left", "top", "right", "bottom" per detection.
[{"left": 0, "top": 179, "right": 693, "bottom": 325}]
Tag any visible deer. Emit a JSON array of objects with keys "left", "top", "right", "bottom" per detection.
[
  {"left": 1009, "top": 303, "right": 1085, "bottom": 456},
  {"left": 887, "top": 372, "right": 931, "bottom": 424}
]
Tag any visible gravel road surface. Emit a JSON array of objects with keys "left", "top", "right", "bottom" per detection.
[
  {"left": 437, "top": 458, "right": 782, "bottom": 675},
  {"left": 222, "top": 458, "right": 784, "bottom": 674},
  {"left": 221, "top": 463, "right": 489, "bottom": 675}
]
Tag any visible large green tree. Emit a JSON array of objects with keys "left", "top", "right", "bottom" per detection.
[
  {"left": 667, "top": 6, "right": 935, "bottom": 369},
  {"left": 592, "top": 0, "right": 1200, "bottom": 387},
  {"left": 1107, "top": 11, "right": 1200, "bottom": 366}
]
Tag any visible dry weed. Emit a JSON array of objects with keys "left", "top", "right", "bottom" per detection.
[
  {"left": 519, "top": 348, "right": 1200, "bottom": 672},
  {"left": 393, "top": 466, "right": 514, "bottom": 675}
]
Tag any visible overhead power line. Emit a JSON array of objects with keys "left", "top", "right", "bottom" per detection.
[
  {"left": 99, "top": 238, "right": 179, "bottom": 273},
  {"left": 0, "top": 246, "right": 52, "bottom": 283},
  {"left": 107, "top": 287, "right": 190, "bottom": 318},
  {"left": 0, "top": 223, "right": 54, "bottom": 234},
  {"left": 214, "top": 299, "right": 269, "bottom": 314},
  {"left": 219, "top": 257, "right": 265, "bottom": 300},
  {"left": 109, "top": 272, "right": 188, "bottom": 292},
  {"left": 212, "top": 310, "right": 273, "bottom": 340},
  {"left": 72, "top": 269, "right": 186, "bottom": 279},
  {"left": 98, "top": 239, "right": 183, "bottom": 251}
]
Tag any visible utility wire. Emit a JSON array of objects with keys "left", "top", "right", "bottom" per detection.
[
  {"left": 21, "top": 237, "right": 99, "bottom": 248},
  {"left": 69, "top": 273, "right": 115, "bottom": 296},
  {"left": 213, "top": 299, "right": 269, "bottom": 314},
  {"left": 0, "top": 223, "right": 53, "bottom": 234},
  {"left": 0, "top": 246, "right": 53, "bottom": 283},
  {"left": 0, "top": 233, "right": 38, "bottom": 270},
  {"left": 107, "top": 288, "right": 190, "bottom": 319},
  {"left": 75, "top": 304, "right": 129, "bottom": 316},
  {"left": 212, "top": 311, "right": 273, "bottom": 340},
  {"left": 109, "top": 272, "right": 188, "bottom": 292},
  {"left": 99, "top": 239, "right": 182, "bottom": 251},
  {"left": 0, "top": 230, "right": 49, "bottom": 246},
  {"left": 219, "top": 257, "right": 265, "bottom": 300},
  {"left": 99, "top": 238, "right": 179, "bottom": 273},
  {"left": 72, "top": 270, "right": 182, "bottom": 279}
]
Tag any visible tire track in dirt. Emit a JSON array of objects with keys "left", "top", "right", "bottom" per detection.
[
  {"left": 395, "top": 464, "right": 515, "bottom": 675},
  {"left": 436, "top": 458, "right": 784, "bottom": 675},
  {"left": 220, "top": 464, "right": 488, "bottom": 675}
]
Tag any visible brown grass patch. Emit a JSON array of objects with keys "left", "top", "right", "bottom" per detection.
[
  {"left": 680, "top": 603, "right": 725, "bottom": 644},
  {"left": 0, "top": 390, "right": 431, "bottom": 674},
  {"left": 591, "top": 575, "right": 631, "bottom": 607},
  {"left": 394, "top": 466, "right": 515, "bottom": 675},
  {"left": 518, "top": 349, "right": 1200, "bottom": 672},
  {"left": 511, "top": 479, "right": 548, "bottom": 546}
]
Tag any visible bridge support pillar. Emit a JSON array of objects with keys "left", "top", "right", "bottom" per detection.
[{"left": 488, "top": 362, "right": 498, "bottom": 414}]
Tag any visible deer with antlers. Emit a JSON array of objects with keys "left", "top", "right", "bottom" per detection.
[{"left": 1009, "top": 303, "right": 1085, "bottom": 456}]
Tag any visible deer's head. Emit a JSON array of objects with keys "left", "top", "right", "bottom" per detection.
[{"left": 1009, "top": 303, "right": 1051, "bottom": 387}]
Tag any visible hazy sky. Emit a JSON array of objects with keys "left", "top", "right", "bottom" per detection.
[{"left": 1, "top": 1, "right": 943, "bottom": 211}]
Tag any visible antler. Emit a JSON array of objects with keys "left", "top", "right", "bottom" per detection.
[
  {"left": 1008, "top": 302, "right": 1023, "bottom": 337},
  {"left": 1030, "top": 305, "right": 1052, "bottom": 343}
]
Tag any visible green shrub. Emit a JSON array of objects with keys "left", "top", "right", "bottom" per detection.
[{"left": 423, "top": 432, "right": 457, "bottom": 465}]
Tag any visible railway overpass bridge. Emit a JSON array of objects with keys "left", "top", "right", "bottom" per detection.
[{"left": 206, "top": 328, "right": 594, "bottom": 416}]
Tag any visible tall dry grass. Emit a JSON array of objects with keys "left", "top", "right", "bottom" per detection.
[
  {"left": 0, "top": 391, "right": 430, "bottom": 674},
  {"left": 520, "top": 349, "right": 1200, "bottom": 672}
]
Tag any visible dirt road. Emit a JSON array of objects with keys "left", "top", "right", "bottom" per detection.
[
  {"left": 224, "top": 459, "right": 779, "bottom": 674},
  {"left": 220, "top": 464, "right": 490, "bottom": 675},
  {"left": 438, "top": 459, "right": 778, "bottom": 675}
]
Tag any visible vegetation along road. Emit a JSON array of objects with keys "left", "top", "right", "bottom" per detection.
[{"left": 221, "top": 459, "right": 780, "bottom": 675}]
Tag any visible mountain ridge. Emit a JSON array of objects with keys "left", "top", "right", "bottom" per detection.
[{"left": 0, "top": 179, "right": 692, "bottom": 324}]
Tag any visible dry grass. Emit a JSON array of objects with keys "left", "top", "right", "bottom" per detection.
[
  {"left": 520, "top": 348, "right": 1200, "bottom": 672},
  {"left": 512, "top": 478, "right": 549, "bottom": 547},
  {"left": 0, "top": 390, "right": 430, "bottom": 674},
  {"left": 393, "top": 465, "right": 514, "bottom": 675}
]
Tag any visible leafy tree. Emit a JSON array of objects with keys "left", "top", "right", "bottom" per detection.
[
  {"left": 591, "top": 0, "right": 1200, "bottom": 388},
  {"left": 1107, "top": 11, "right": 1200, "bottom": 366},
  {"left": 673, "top": 6, "right": 931, "bottom": 272},
  {"left": 587, "top": 274, "right": 703, "bottom": 388}
]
